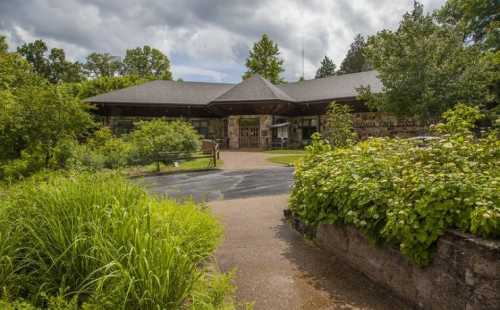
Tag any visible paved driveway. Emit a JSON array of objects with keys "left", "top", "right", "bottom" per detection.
[{"left": 139, "top": 167, "right": 294, "bottom": 202}]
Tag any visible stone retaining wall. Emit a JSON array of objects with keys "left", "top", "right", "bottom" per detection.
[{"left": 284, "top": 210, "right": 500, "bottom": 309}]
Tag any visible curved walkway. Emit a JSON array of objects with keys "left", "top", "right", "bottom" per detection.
[
  {"left": 219, "top": 150, "right": 281, "bottom": 170},
  {"left": 140, "top": 151, "right": 409, "bottom": 309}
]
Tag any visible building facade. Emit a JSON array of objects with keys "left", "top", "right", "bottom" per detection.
[{"left": 85, "top": 71, "right": 430, "bottom": 149}]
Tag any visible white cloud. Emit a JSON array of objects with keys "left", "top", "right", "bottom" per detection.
[{"left": 0, "top": 0, "right": 446, "bottom": 82}]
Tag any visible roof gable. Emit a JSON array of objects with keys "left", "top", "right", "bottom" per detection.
[{"left": 211, "top": 74, "right": 294, "bottom": 103}]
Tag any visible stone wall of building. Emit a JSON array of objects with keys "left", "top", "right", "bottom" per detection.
[
  {"left": 227, "top": 115, "right": 240, "bottom": 149},
  {"left": 319, "top": 112, "right": 435, "bottom": 139},
  {"left": 259, "top": 115, "right": 272, "bottom": 149},
  {"left": 285, "top": 210, "right": 500, "bottom": 309}
]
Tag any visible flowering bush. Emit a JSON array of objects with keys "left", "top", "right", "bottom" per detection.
[{"left": 290, "top": 105, "right": 499, "bottom": 265}]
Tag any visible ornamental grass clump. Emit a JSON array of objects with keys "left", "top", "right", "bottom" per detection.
[
  {"left": 290, "top": 104, "right": 500, "bottom": 265},
  {"left": 0, "top": 172, "right": 234, "bottom": 309}
]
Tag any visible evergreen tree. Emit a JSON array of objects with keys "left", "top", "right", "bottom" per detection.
[
  {"left": 338, "top": 34, "right": 371, "bottom": 74},
  {"left": 315, "top": 56, "right": 337, "bottom": 78},
  {"left": 243, "top": 34, "right": 285, "bottom": 84}
]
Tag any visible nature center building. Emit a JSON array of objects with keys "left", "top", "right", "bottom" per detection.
[{"left": 85, "top": 70, "right": 404, "bottom": 149}]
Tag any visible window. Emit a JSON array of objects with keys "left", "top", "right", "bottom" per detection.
[
  {"left": 300, "top": 118, "right": 318, "bottom": 140},
  {"left": 277, "top": 126, "right": 288, "bottom": 139},
  {"left": 191, "top": 120, "right": 209, "bottom": 137}
]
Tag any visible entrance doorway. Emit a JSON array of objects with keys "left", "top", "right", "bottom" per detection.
[{"left": 239, "top": 118, "right": 260, "bottom": 148}]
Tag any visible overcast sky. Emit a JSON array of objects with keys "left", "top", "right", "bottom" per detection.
[{"left": 0, "top": 0, "right": 445, "bottom": 83}]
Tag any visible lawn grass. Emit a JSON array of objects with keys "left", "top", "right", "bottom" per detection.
[
  {"left": 125, "top": 158, "right": 223, "bottom": 177},
  {"left": 264, "top": 149, "right": 306, "bottom": 155},
  {"left": 267, "top": 154, "right": 304, "bottom": 166}
]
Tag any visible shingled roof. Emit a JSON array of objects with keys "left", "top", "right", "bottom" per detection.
[
  {"left": 85, "top": 80, "right": 234, "bottom": 106},
  {"left": 85, "top": 70, "right": 381, "bottom": 105},
  {"left": 278, "top": 70, "right": 382, "bottom": 102},
  {"left": 210, "top": 74, "right": 294, "bottom": 103}
]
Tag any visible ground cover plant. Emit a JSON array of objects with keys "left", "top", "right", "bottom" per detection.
[
  {"left": 290, "top": 104, "right": 500, "bottom": 265},
  {"left": 0, "top": 172, "right": 237, "bottom": 309}
]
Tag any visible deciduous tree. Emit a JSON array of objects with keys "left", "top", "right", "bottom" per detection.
[
  {"left": 358, "top": 2, "right": 494, "bottom": 118},
  {"left": 243, "top": 34, "right": 285, "bottom": 84},
  {"left": 17, "top": 40, "right": 84, "bottom": 83},
  {"left": 128, "top": 119, "right": 200, "bottom": 171},
  {"left": 122, "top": 45, "right": 172, "bottom": 80},
  {"left": 83, "top": 52, "right": 123, "bottom": 78},
  {"left": 437, "top": 0, "right": 499, "bottom": 51}
]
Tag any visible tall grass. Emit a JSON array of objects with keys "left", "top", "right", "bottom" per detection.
[{"left": 0, "top": 172, "right": 232, "bottom": 309}]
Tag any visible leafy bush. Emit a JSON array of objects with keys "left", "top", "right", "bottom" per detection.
[
  {"left": 0, "top": 172, "right": 235, "bottom": 308},
  {"left": 290, "top": 105, "right": 500, "bottom": 265},
  {"left": 324, "top": 102, "right": 357, "bottom": 148},
  {"left": 70, "top": 127, "right": 131, "bottom": 170},
  {"left": 128, "top": 119, "right": 201, "bottom": 171},
  {"left": 0, "top": 50, "right": 95, "bottom": 180}
]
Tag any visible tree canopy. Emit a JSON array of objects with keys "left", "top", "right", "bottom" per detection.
[
  {"left": 243, "top": 34, "right": 285, "bottom": 84},
  {"left": 122, "top": 45, "right": 172, "bottom": 80},
  {"left": 83, "top": 52, "right": 122, "bottom": 78},
  {"left": 437, "top": 0, "right": 499, "bottom": 51},
  {"left": 128, "top": 119, "right": 200, "bottom": 171},
  {"left": 358, "top": 2, "right": 494, "bottom": 118},
  {"left": 17, "top": 40, "right": 84, "bottom": 83},
  {"left": 0, "top": 48, "right": 94, "bottom": 176},
  {"left": 315, "top": 56, "right": 337, "bottom": 79},
  {"left": 338, "top": 34, "right": 371, "bottom": 74}
]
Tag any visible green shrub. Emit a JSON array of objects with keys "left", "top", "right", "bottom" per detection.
[
  {"left": 0, "top": 172, "right": 233, "bottom": 308},
  {"left": 324, "top": 102, "right": 357, "bottom": 148},
  {"left": 69, "top": 128, "right": 131, "bottom": 171},
  {"left": 290, "top": 105, "right": 500, "bottom": 265}
]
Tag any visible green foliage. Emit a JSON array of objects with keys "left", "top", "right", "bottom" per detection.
[
  {"left": 338, "top": 34, "right": 371, "bottom": 74},
  {"left": 437, "top": 0, "right": 499, "bottom": 51},
  {"left": 0, "top": 82, "right": 95, "bottom": 177},
  {"left": 432, "top": 103, "right": 483, "bottom": 134},
  {"left": 315, "top": 56, "right": 336, "bottom": 79},
  {"left": 359, "top": 2, "right": 494, "bottom": 118},
  {"left": 290, "top": 105, "right": 500, "bottom": 266},
  {"left": 0, "top": 172, "right": 234, "bottom": 309},
  {"left": 65, "top": 74, "right": 150, "bottom": 99},
  {"left": 122, "top": 45, "right": 172, "bottom": 80},
  {"left": 0, "top": 48, "right": 95, "bottom": 179},
  {"left": 70, "top": 127, "right": 131, "bottom": 170},
  {"left": 83, "top": 52, "right": 122, "bottom": 78},
  {"left": 324, "top": 102, "right": 357, "bottom": 148},
  {"left": 17, "top": 40, "right": 84, "bottom": 83},
  {"left": 242, "top": 34, "right": 285, "bottom": 84},
  {"left": 0, "top": 36, "right": 8, "bottom": 54},
  {"left": 128, "top": 119, "right": 201, "bottom": 171},
  {"left": 0, "top": 50, "right": 42, "bottom": 90}
]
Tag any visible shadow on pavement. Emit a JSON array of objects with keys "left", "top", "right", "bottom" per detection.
[{"left": 273, "top": 218, "right": 413, "bottom": 310}]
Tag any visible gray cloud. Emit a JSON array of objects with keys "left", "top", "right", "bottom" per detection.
[{"left": 0, "top": 0, "right": 445, "bottom": 82}]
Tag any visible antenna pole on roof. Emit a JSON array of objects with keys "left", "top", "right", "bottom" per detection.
[{"left": 300, "top": 0, "right": 305, "bottom": 80}]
